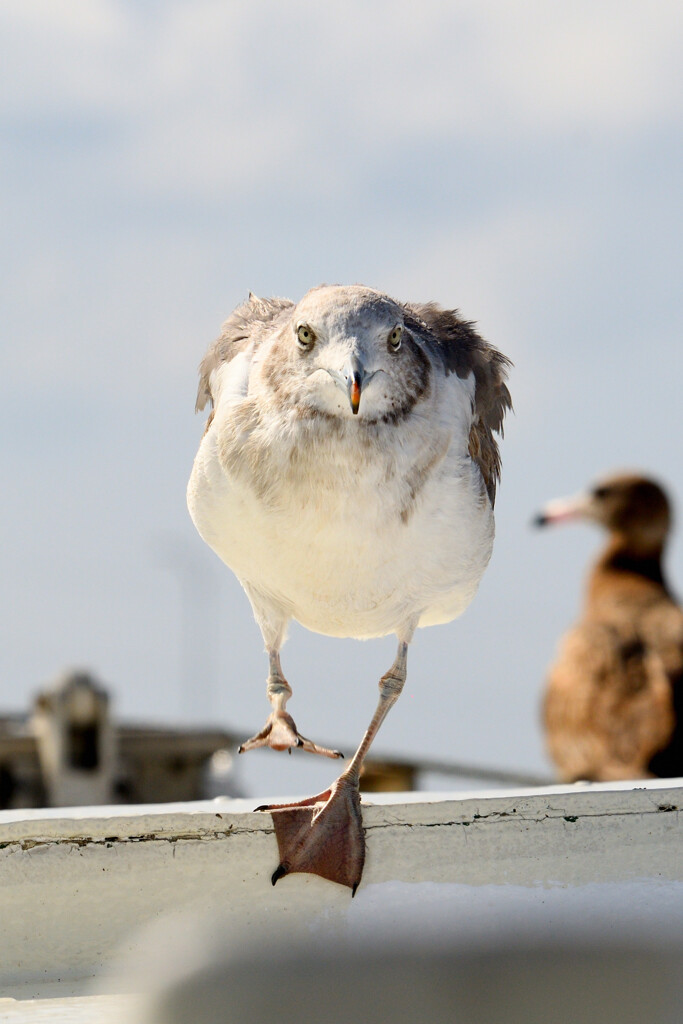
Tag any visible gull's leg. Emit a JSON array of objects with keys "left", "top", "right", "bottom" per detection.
[
  {"left": 340, "top": 638, "right": 410, "bottom": 786},
  {"left": 238, "top": 650, "right": 343, "bottom": 759},
  {"left": 259, "top": 626, "right": 415, "bottom": 894},
  {"left": 237, "top": 587, "right": 342, "bottom": 759}
]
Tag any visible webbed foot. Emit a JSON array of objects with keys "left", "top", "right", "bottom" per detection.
[
  {"left": 256, "top": 775, "right": 365, "bottom": 893},
  {"left": 238, "top": 710, "right": 343, "bottom": 759}
]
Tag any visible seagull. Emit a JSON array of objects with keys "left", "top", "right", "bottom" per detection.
[
  {"left": 187, "top": 284, "right": 511, "bottom": 892},
  {"left": 535, "top": 472, "right": 683, "bottom": 782}
]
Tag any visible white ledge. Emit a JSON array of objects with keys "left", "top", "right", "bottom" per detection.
[{"left": 0, "top": 779, "right": 681, "bottom": 1000}]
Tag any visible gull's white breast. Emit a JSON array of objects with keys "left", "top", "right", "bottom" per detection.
[{"left": 187, "top": 361, "right": 494, "bottom": 640}]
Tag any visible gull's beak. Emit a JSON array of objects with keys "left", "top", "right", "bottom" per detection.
[
  {"left": 345, "top": 355, "right": 365, "bottom": 416},
  {"left": 326, "top": 355, "right": 376, "bottom": 415}
]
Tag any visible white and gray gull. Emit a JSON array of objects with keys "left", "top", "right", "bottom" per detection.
[{"left": 187, "top": 284, "right": 511, "bottom": 893}]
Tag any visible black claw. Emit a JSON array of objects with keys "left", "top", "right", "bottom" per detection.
[
  {"left": 254, "top": 803, "right": 271, "bottom": 812},
  {"left": 272, "top": 864, "right": 287, "bottom": 886},
  {"left": 296, "top": 738, "right": 304, "bottom": 747},
  {"left": 288, "top": 747, "right": 292, "bottom": 755},
  {"left": 351, "top": 882, "right": 359, "bottom": 897},
  {"left": 237, "top": 745, "right": 245, "bottom": 754}
]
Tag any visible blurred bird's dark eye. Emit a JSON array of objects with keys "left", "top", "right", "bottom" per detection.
[
  {"left": 296, "top": 324, "right": 316, "bottom": 350},
  {"left": 388, "top": 325, "right": 403, "bottom": 352},
  {"left": 593, "top": 486, "right": 610, "bottom": 500}
]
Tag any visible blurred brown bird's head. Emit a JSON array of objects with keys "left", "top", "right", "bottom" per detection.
[{"left": 534, "top": 473, "right": 672, "bottom": 554}]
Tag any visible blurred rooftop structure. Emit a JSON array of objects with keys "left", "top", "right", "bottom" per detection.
[
  {"left": 0, "top": 669, "right": 553, "bottom": 812},
  {"left": 0, "top": 669, "right": 243, "bottom": 809}
]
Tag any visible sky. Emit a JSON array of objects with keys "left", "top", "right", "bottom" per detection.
[{"left": 1, "top": 0, "right": 682, "bottom": 798}]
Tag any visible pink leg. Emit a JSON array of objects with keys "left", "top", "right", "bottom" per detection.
[{"left": 260, "top": 640, "right": 410, "bottom": 894}]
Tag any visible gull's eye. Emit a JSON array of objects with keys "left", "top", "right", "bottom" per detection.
[
  {"left": 388, "top": 325, "right": 403, "bottom": 352},
  {"left": 593, "top": 486, "right": 610, "bottom": 500},
  {"left": 296, "top": 323, "right": 315, "bottom": 350}
]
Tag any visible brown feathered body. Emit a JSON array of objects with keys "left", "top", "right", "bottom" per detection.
[{"left": 540, "top": 475, "right": 683, "bottom": 782}]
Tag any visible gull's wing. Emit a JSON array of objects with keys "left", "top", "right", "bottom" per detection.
[
  {"left": 403, "top": 302, "right": 512, "bottom": 505},
  {"left": 195, "top": 293, "right": 294, "bottom": 412}
]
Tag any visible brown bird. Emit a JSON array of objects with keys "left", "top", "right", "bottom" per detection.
[{"left": 535, "top": 473, "right": 683, "bottom": 782}]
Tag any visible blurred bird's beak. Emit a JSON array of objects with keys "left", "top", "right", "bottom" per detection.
[{"left": 533, "top": 493, "right": 591, "bottom": 528}]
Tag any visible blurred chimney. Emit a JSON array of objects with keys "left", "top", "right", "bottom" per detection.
[{"left": 32, "top": 669, "right": 116, "bottom": 806}]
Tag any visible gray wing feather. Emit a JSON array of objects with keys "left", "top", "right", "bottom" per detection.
[
  {"left": 404, "top": 302, "right": 512, "bottom": 505},
  {"left": 195, "top": 294, "right": 294, "bottom": 412}
]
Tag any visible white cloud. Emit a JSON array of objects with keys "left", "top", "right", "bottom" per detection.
[{"left": 2, "top": 1, "right": 682, "bottom": 202}]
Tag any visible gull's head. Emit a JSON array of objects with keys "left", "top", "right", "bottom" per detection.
[{"left": 261, "top": 285, "right": 430, "bottom": 422}]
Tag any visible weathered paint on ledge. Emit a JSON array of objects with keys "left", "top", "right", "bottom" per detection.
[{"left": 0, "top": 779, "right": 681, "bottom": 994}]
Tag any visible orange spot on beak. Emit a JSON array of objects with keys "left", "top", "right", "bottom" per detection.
[{"left": 350, "top": 379, "right": 361, "bottom": 415}]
